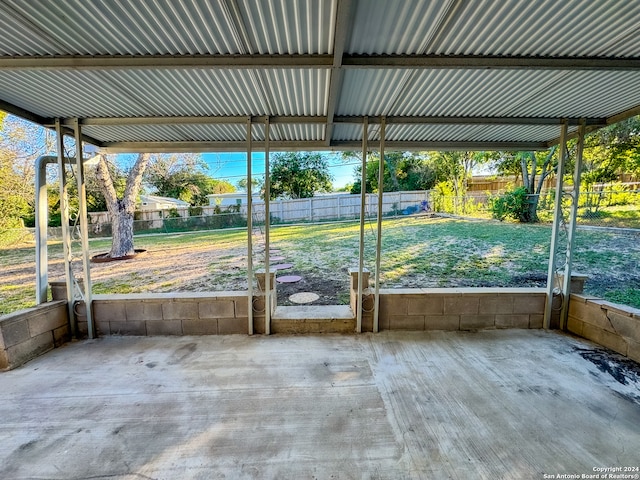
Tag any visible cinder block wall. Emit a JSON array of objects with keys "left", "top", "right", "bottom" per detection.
[
  {"left": 360, "top": 288, "right": 547, "bottom": 332},
  {"left": 567, "top": 294, "right": 640, "bottom": 363},
  {"left": 88, "top": 292, "right": 266, "bottom": 337},
  {"left": 0, "top": 301, "right": 69, "bottom": 371}
]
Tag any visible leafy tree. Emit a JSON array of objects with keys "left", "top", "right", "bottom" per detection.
[
  {"left": 95, "top": 153, "right": 151, "bottom": 258},
  {"left": 269, "top": 152, "right": 333, "bottom": 199},
  {"left": 350, "top": 152, "right": 436, "bottom": 194},
  {"left": 236, "top": 177, "right": 263, "bottom": 193},
  {"left": 145, "top": 154, "right": 233, "bottom": 205}
]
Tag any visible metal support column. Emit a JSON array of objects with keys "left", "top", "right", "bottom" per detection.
[
  {"left": 246, "top": 119, "right": 254, "bottom": 335},
  {"left": 559, "top": 120, "right": 586, "bottom": 329},
  {"left": 356, "top": 117, "right": 368, "bottom": 333},
  {"left": 264, "top": 118, "right": 271, "bottom": 335},
  {"left": 543, "top": 121, "right": 568, "bottom": 329},
  {"left": 373, "top": 117, "right": 386, "bottom": 333},
  {"left": 55, "top": 119, "right": 76, "bottom": 338},
  {"left": 35, "top": 156, "right": 54, "bottom": 304},
  {"left": 73, "top": 119, "right": 95, "bottom": 339}
]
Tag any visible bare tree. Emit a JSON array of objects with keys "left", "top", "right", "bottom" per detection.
[{"left": 95, "top": 153, "right": 150, "bottom": 258}]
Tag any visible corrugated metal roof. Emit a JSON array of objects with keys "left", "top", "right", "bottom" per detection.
[{"left": 0, "top": 0, "right": 639, "bottom": 151}]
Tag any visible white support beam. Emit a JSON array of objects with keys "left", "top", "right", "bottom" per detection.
[
  {"left": 55, "top": 119, "right": 76, "bottom": 339},
  {"left": 72, "top": 119, "right": 95, "bottom": 340},
  {"left": 246, "top": 119, "right": 254, "bottom": 336},
  {"left": 544, "top": 121, "right": 568, "bottom": 330},
  {"left": 356, "top": 117, "right": 368, "bottom": 333},
  {"left": 373, "top": 117, "right": 386, "bottom": 333},
  {"left": 264, "top": 118, "right": 271, "bottom": 336}
]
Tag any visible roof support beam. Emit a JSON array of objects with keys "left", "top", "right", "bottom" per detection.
[{"left": 3, "top": 54, "right": 640, "bottom": 71}]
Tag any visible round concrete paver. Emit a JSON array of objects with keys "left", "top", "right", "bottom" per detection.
[
  {"left": 277, "top": 275, "right": 302, "bottom": 283},
  {"left": 272, "top": 263, "right": 293, "bottom": 270},
  {"left": 289, "top": 292, "right": 319, "bottom": 304}
]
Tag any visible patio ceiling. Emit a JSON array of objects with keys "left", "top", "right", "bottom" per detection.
[{"left": 1, "top": 0, "right": 640, "bottom": 152}]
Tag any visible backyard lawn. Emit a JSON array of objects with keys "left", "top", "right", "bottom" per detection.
[{"left": 1, "top": 216, "right": 639, "bottom": 315}]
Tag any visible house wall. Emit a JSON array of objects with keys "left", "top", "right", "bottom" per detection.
[
  {"left": 567, "top": 294, "right": 640, "bottom": 363},
  {"left": 0, "top": 301, "right": 69, "bottom": 371}
]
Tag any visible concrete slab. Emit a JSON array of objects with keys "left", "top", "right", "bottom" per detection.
[{"left": 1, "top": 330, "right": 639, "bottom": 479}]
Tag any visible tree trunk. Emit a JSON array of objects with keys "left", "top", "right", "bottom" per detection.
[{"left": 110, "top": 204, "right": 135, "bottom": 257}]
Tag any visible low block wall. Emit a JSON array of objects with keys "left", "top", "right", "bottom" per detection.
[
  {"left": 361, "top": 288, "right": 547, "bottom": 332},
  {"left": 567, "top": 294, "right": 640, "bottom": 363},
  {"left": 0, "top": 301, "right": 69, "bottom": 371},
  {"left": 89, "top": 292, "right": 267, "bottom": 336}
]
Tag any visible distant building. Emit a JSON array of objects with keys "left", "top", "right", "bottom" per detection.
[
  {"left": 139, "top": 195, "right": 189, "bottom": 211},
  {"left": 207, "top": 193, "right": 261, "bottom": 208}
]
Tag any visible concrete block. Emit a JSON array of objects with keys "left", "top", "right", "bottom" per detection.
[
  {"left": 444, "top": 296, "right": 478, "bottom": 315},
  {"left": 425, "top": 315, "right": 460, "bottom": 331},
  {"left": 478, "top": 295, "right": 513, "bottom": 315},
  {"left": 378, "top": 313, "right": 390, "bottom": 331},
  {"left": 0, "top": 350, "right": 7, "bottom": 370},
  {"left": 109, "top": 321, "right": 147, "bottom": 336},
  {"left": 28, "top": 308, "right": 67, "bottom": 337},
  {"left": 0, "top": 318, "right": 30, "bottom": 348},
  {"left": 183, "top": 319, "right": 218, "bottom": 335},
  {"left": 235, "top": 298, "right": 249, "bottom": 318},
  {"left": 218, "top": 317, "right": 246, "bottom": 335},
  {"left": 93, "top": 302, "right": 126, "bottom": 323},
  {"left": 460, "top": 315, "right": 495, "bottom": 330},
  {"left": 495, "top": 315, "right": 529, "bottom": 329},
  {"left": 125, "top": 302, "right": 163, "bottom": 321},
  {"left": 529, "top": 314, "right": 544, "bottom": 329},
  {"left": 6, "top": 332, "right": 53, "bottom": 368},
  {"left": 76, "top": 321, "right": 88, "bottom": 338},
  {"left": 349, "top": 268, "right": 370, "bottom": 289},
  {"left": 162, "top": 302, "right": 198, "bottom": 320},
  {"left": 567, "top": 316, "right": 584, "bottom": 337},
  {"left": 582, "top": 324, "right": 628, "bottom": 356},
  {"left": 199, "top": 300, "right": 235, "bottom": 319},
  {"left": 96, "top": 321, "right": 111, "bottom": 336},
  {"left": 146, "top": 320, "right": 183, "bottom": 336},
  {"left": 569, "top": 300, "right": 615, "bottom": 333},
  {"left": 628, "top": 340, "right": 640, "bottom": 364},
  {"left": 388, "top": 315, "right": 425, "bottom": 331},
  {"left": 607, "top": 312, "right": 640, "bottom": 342},
  {"left": 512, "top": 295, "right": 546, "bottom": 314},
  {"left": 53, "top": 325, "right": 70, "bottom": 347},
  {"left": 380, "top": 295, "right": 408, "bottom": 317},
  {"left": 252, "top": 316, "right": 266, "bottom": 335},
  {"left": 361, "top": 315, "right": 374, "bottom": 333},
  {"left": 407, "top": 296, "right": 444, "bottom": 315}
]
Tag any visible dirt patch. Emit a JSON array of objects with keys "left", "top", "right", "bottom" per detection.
[{"left": 275, "top": 275, "right": 350, "bottom": 306}]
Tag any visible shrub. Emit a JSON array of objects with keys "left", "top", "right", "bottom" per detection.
[{"left": 490, "top": 187, "right": 529, "bottom": 222}]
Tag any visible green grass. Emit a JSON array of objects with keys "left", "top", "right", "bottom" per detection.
[{"left": 1, "top": 216, "right": 639, "bottom": 314}]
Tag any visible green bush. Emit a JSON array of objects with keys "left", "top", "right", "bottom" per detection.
[{"left": 490, "top": 187, "right": 529, "bottom": 222}]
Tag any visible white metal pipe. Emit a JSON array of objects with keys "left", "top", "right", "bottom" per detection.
[
  {"left": 264, "top": 118, "right": 271, "bottom": 335},
  {"left": 73, "top": 119, "right": 95, "bottom": 339},
  {"left": 543, "top": 121, "right": 568, "bottom": 329},
  {"left": 55, "top": 119, "right": 76, "bottom": 339},
  {"left": 560, "top": 120, "right": 586, "bottom": 329},
  {"left": 246, "top": 119, "right": 254, "bottom": 335},
  {"left": 356, "top": 117, "right": 368, "bottom": 333},
  {"left": 373, "top": 117, "right": 386, "bottom": 333},
  {"left": 35, "top": 155, "right": 59, "bottom": 304}
]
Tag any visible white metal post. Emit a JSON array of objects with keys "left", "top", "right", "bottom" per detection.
[
  {"left": 373, "top": 117, "right": 386, "bottom": 333},
  {"left": 544, "top": 121, "right": 568, "bottom": 329},
  {"left": 55, "top": 119, "right": 76, "bottom": 338},
  {"left": 73, "top": 119, "right": 95, "bottom": 339},
  {"left": 357, "top": 117, "right": 368, "bottom": 333},
  {"left": 246, "top": 119, "right": 254, "bottom": 335},
  {"left": 560, "top": 120, "right": 586, "bottom": 329},
  {"left": 264, "top": 118, "right": 271, "bottom": 335}
]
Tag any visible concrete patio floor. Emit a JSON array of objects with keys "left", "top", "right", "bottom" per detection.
[{"left": 1, "top": 330, "right": 639, "bottom": 480}]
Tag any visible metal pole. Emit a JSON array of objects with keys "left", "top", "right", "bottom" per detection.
[
  {"left": 543, "top": 120, "right": 568, "bottom": 329},
  {"left": 264, "top": 118, "right": 271, "bottom": 335},
  {"left": 246, "top": 119, "right": 254, "bottom": 335},
  {"left": 73, "top": 119, "right": 95, "bottom": 339},
  {"left": 357, "top": 117, "right": 368, "bottom": 333},
  {"left": 373, "top": 117, "right": 385, "bottom": 333},
  {"left": 560, "top": 120, "right": 586, "bottom": 329},
  {"left": 35, "top": 156, "right": 54, "bottom": 304},
  {"left": 55, "top": 119, "right": 76, "bottom": 339}
]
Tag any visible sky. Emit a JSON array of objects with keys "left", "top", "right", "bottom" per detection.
[{"left": 202, "top": 151, "right": 358, "bottom": 190}]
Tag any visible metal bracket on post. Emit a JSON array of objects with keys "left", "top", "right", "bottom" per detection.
[{"left": 356, "top": 117, "right": 368, "bottom": 333}]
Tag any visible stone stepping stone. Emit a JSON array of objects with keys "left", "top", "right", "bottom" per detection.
[
  {"left": 272, "top": 263, "right": 293, "bottom": 270},
  {"left": 277, "top": 275, "right": 302, "bottom": 283},
  {"left": 269, "top": 249, "right": 281, "bottom": 254},
  {"left": 270, "top": 255, "right": 285, "bottom": 261},
  {"left": 289, "top": 292, "right": 319, "bottom": 304}
]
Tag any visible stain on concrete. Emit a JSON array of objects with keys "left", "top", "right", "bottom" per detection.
[
  {"left": 167, "top": 342, "right": 197, "bottom": 365},
  {"left": 574, "top": 347, "right": 640, "bottom": 386},
  {"left": 145, "top": 361, "right": 157, "bottom": 368}
]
